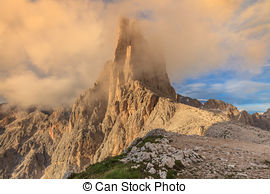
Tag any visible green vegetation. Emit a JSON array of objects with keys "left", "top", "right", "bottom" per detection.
[
  {"left": 136, "top": 135, "right": 163, "bottom": 148},
  {"left": 68, "top": 135, "right": 183, "bottom": 179},
  {"left": 68, "top": 154, "right": 164, "bottom": 179},
  {"left": 167, "top": 169, "right": 177, "bottom": 179},
  {"left": 69, "top": 154, "right": 144, "bottom": 179},
  {"left": 174, "top": 160, "right": 185, "bottom": 170}
]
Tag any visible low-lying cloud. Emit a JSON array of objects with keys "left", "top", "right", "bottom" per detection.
[{"left": 0, "top": 0, "right": 269, "bottom": 107}]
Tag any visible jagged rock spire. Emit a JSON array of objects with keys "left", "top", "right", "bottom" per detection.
[{"left": 112, "top": 17, "right": 176, "bottom": 100}]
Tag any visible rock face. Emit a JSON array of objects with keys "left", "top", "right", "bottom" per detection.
[
  {"left": 42, "top": 18, "right": 177, "bottom": 178},
  {"left": 0, "top": 18, "right": 206, "bottom": 179},
  {"left": 202, "top": 99, "right": 270, "bottom": 132},
  {"left": 0, "top": 106, "right": 70, "bottom": 178},
  {"left": 248, "top": 112, "right": 270, "bottom": 131},
  {"left": 237, "top": 110, "right": 254, "bottom": 126},
  {"left": 203, "top": 99, "right": 240, "bottom": 119},
  {"left": 119, "top": 129, "right": 204, "bottom": 179},
  {"left": 71, "top": 129, "right": 270, "bottom": 179},
  {"left": 0, "top": 18, "right": 229, "bottom": 178},
  {"left": 1, "top": 18, "right": 270, "bottom": 179},
  {"left": 239, "top": 108, "right": 270, "bottom": 132},
  {"left": 177, "top": 95, "right": 202, "bottom": 108}
]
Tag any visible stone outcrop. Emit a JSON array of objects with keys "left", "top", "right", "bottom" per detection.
[
  {"left": 1, "top": 17, "right": 270, "bottom": 179},
  {"left": 234, "top": 107, "right": 270, "bottom": 132},
  {"left": 249, "top": 112, "right": 270, "bottom": 131},
  {"left": 0, "top": 17, "right": 199, "bottom": 179},
  {"left": 202, "top": 99, "right": 270, "bottom": 131},
  {"left": 177, "top": 95, "right": 202, "bottom": 108},
  {"left": 237, "top": 110, "right": 254, "bottom": 126},
  {"left": 0, "top": 106, "right": 70, "bottom": 178},
  {"left": 71, "top": 128, "right": 270, "bottom": 179},
  {"left": 41, "top": 18, "right": 178, "bottom": 178},
  {"left": 120, "top": 129, "right": 204, "bottom": 179},
  {"left": 203, "top": 99, "right": 240, "bottom": 119}
]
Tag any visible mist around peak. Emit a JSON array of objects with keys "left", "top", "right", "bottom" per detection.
[{"left": 0, "top": 0, "right": 269, "bottom": 107}]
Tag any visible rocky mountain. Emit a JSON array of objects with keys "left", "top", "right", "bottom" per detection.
[
  {"left": 243, "top": 110, "right": 270, "bottom": 131},
  {"left": 175, "top": 95, "right": 270, "bottom": 132},
  {"left": 176, "top": 95, "right": 203, "bottom": 108},
  {"left": 196, "top": 98, "right": 270, "bottom": 132},
  {"left": 0, "top": 104, "right": 70, "bottom": 178},
  {"left": 0, "top": 18, "right": 270, "bottom": 179},
  {"left": 70, "top": 129, "right": 270, "bottom": 179}
]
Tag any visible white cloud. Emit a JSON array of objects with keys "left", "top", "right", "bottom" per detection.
[
  {"left": 237, "top": 103, "right": 270, "bottom": 113},
  {"left": 178, "top": 83, "right": 206, "bottom": 96},
  {"left": 211, "top": 80, "right": 270, "bottom": 95},
  {"left": 0, "top": 0, "right": 270, "bottom": 107}
]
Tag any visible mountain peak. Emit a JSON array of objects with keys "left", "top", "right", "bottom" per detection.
[
  {"left": 0, "top": 18, "right": 178, "bottom": 179},
  {"left": 112, "top": 17, "right": 176, "bottom": 99},
  {"left": 114, "top": 17, "right": 142, "bottom": 62}
]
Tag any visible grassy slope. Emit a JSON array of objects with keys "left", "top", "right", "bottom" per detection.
[
  {"left": 68, "top": 153, "right": 158, "bottom": 179},
  {"left": 68, "top": 135, "right": 181, "bottom": 179}
]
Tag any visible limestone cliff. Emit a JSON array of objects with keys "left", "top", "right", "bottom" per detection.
[
  {"left": 0, "top": 106, "right": 70, "bottom": 178},
  {"left": 177, "top": 95, "right": 203, "bottom": 108},
  {"left": 1, "top": 18, "right": 269, "bottom": 179},
  {"left": 203, "top": 99, "right": 240, "bottom": 119},
  {"left": 201, "top": 99, "right": 270, "bottom": 132},
  {"left": 42, "top": 18, "right": 177, "bottom": 178}
]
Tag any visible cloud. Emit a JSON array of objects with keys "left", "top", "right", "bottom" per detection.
[
  {"left": 0, "top": 71, "right": 89, "bottom": 106},
  {"left": 0, "top": 0, "right": 270, "bottom": 107},
  {"left": 211, "top": 80, "right": 270, "bottom": 95},
  {"left": 174, "top": 83, "right": 207, "bottom": 96},
  {"left": 237, "top": 103, "right": 270, "bottom": 113},
  {"left": 0, "top": 0, "right": 114, "bottom": 107},
  {"left": 177, "top": 78, "right": 270, "bottom": 108}
]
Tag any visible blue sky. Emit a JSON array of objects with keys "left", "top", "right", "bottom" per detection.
[
  {"left": 168, "top": 0, "right": 270, "bottom": 114},
  {"left": 173, "top": 61, "right": 270, "bottom": 113},
  {"left": 0, "top": 0, "right": 269, "bottom": 111}
]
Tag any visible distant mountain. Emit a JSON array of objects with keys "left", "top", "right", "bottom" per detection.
[{"left": 0, "top": 18, "right": 270, "bottom": 179}]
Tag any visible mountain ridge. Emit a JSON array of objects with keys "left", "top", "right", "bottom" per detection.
[{"left": 0, "top": 18, "right": 270, "bottom": 178}]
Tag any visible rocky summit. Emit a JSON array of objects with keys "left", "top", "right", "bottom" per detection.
[
  {"left": 0, "top": 18, "right": 270, "bottom": 179},
  {"left": 70, "top": 129, "right": 270, "bottom": 179}
]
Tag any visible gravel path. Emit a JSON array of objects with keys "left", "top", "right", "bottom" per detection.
[{"left": 169, "top": 132, "right": 270, "bottom": 178}]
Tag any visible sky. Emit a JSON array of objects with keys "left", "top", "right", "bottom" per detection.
[
  {"left": 173, "top": 63, "right": 270, "bottom": 113},
  {"left": 0, "top": 0, "right": 270, "bottom": 113}
]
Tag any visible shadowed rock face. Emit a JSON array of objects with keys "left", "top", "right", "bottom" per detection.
[
  {"left": 1, "top": 18, "right": 270, "bottom": 179},
  {"left": 201, "top": 99, "right": 270, "bottom": 132},
  {"left": 203, "top": 99, "right": 240, "bottom": 119},
  {"left": 0, "top": 106, "right": 70, "bottom": 178},
  {"left": 0, "top": 17, "right": 178, "bottom": 178},
  {"left": 177, "top": 95, "right": 202, "bottom": 108},
  {"left": 42, "top": 18, "right": 177, "bottom": 178}
]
